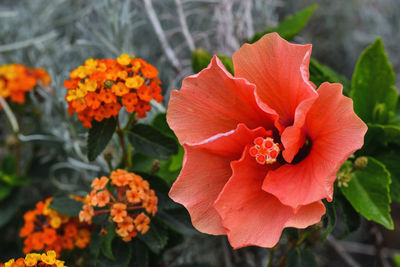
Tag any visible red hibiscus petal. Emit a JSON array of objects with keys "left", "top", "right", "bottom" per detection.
[
  {"left": 167, "top": 56, "right": 275, "bottom": 144},
  {"left": 169, "top": 124, "right": 269, "bottom": 235},
  {"left": 263, "top": 82, "right": 367, "bottom": 208},
  {"left": 233, "top": 32, "right": 317, "bottom": 127},
  {"left": 281, "top": 96, "right": 317, "bottom": 163},
  {"left": 284, "top": 201, "right": 325, "bottom": 228},
  {"left": 214, "top": 147, "right": 294, "bottom": 248}
]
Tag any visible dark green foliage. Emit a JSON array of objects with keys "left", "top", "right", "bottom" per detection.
[{"left": 87, "top": 117, "right": 116, "bottom": 161}]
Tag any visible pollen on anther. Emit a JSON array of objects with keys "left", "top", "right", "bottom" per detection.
[
  {"left": 249, "top": 137, "right": 280, "bottom": 165},
  {"left": 254, "top": 137, "right": 264, "bottom": 146},
  {"left": 249, "top": 147, "right": 259, "bottom": 157}
]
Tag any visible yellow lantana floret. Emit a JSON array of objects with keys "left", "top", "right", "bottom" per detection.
[
  {"left": 50, "top": 215, "right": 62, "bottom": 229},
  {"left": 84, "top": 58, "right": 98, "bottom": 73},
  {"left": 125, "top": 76, "right": 144, "bottom": 89},
  {"left": 56, "top": 260, "right": 66, "bottom": 267},
  {"left": 5, "top": 259, "right": 14, "bottom": 267},
  {"left": 24, "top": 253, "right": 41, "bottom": 266},
  {"left": 84, "top": 79, "right": 98, "bottom": 92},
  {"left": 117, "top": 53, "right": 131, "bottom": 66},
  {"left": 41, "top": 250, "right": 57, "bottom": 265}
]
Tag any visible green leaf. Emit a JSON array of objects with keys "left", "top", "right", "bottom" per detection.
[
  {"left": 90, "top": 227, "right": 102, "bottom": 259},
  {"left": 130, "top": 240, "right": 149, "bottom": 267},
  {"left": 0, "top": 189, "right": 23, "bottom": 227},
  {"left": 138, "top": 216, "right": 169, "bottom": 254},
  {"left": 169, "top": 145, "right": 184, "bottom": 172},
  {"left": 286, "top": 248, "right": 318, "bottom": 267},
  {"left": 151, "top": 113, "right": 175, "bottom": 138},
  {"left": 192, "top": 48, "right": 212, "bottom": 73},
  {"left": 191, "top": 48, "right": 234, "bottom": 74},
  {"left": 376, "top": 151, "right": 400, "bottom": 203},
  {"left": 110, "top": 240, "right": 132, "bottom": 267},
  {"left": 127, "top": 124, "right": 178, "bottom": 160},
  {"left": 248, "top": 5, "right": 317, "bottom": 43},
  {"left": 309, "top": 58, "right": 350, "bottom": 95},
  {"left": 351, "top": 38, "right": 398, "bottom": 124},
  {"left": 49, "top": 196, "right": 83, "bottom": 217},
  {"left": 101, "top": 222, "right": 116, "bottom": 260},
  {"left": 341, "top": 157, "right": 393, "bottom": 229},
  {"left": 393, "top": 254, "right": 400, "bottom": 267},
  {"left": 0, "top": 184, "right": 12, "bottom": 201},
  {"left": 217, "top": 54, "right": 234, "bottom": 75},
  {"left": 320, "top": 200, "right": 336, "bottom": 240},
  {"left": 361, "top": 124, "right": 400, "bottom": 155},
  {"left": 0, "top": 171, "right": 29, "bottom": 187},
  {"left": 87, "top": 117, "right": 116, "bottom": 161},
  {"left": 1, "top": 155, "right": 15, "bottom": 174},
  {"left": 336, "top": 195, "right": 361, "bottom": 234}
]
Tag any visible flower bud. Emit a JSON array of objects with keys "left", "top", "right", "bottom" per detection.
[
  {"left": 354, "top": 156, "right": 368, "bottom": 170},
  {"left": 150, "top": 159, "right": 161, "bottom": 174}
]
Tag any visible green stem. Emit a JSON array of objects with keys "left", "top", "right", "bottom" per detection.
[
  {"left": 275, "top": 229, "right": 309, "bottom": 267},
  {"left": 267, "top": 248, "right": 275, "bottom": 267},
  {"left": 116, "top": 117, "right": 131, "bottom": 170},
  {"left": 123, "top": 112, "right": 137, "bottom": 130}
]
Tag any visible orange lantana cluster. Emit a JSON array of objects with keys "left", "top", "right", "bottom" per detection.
[
  {"left": 2, "top": 251, "right": 65, "bottom": 267},
  {"left": 0, "top": 64, "right": 50, "bottom": 108},
  {"left": 79, "top": 169, "right": 158, "bottom": 242},
  {"left": 20, "top": 198, "right": 91, "bottom": 254},
  {"left": 64, "top": 54, "right": 163, "bottom": 128}
]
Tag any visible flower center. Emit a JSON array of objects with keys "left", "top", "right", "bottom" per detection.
[{"left": 249, "top": 137, "right": 280, "bottom": 165}]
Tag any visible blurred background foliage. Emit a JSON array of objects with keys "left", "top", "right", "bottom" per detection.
[{"left": 1, "top": 0, "right": 400, "bottom": 266}]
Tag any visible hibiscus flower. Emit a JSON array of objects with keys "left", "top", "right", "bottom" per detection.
[{"left": 167, "top": 33, "right": 367, "bottom": 248}]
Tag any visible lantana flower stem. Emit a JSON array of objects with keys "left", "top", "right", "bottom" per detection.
[{"left": 116, "top": 116, "right": 131, "bottom": 170}]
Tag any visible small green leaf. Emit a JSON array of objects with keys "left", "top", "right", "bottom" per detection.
[
  {"left": 286, "top": 248, "right": 318, "bottom": 267},
  {"left": 49, "top": 197, "right": 83, "bottom": 217},
  {"left": 0, "top": 171, "right": 29, "bottom": 186},
  {"left": 151, "top": 113, "right": 175, "bottom": 138},
  {"left": 361, "top": 123, "right": 400, "bottom": 155},
  {"left": 191, "top": 49, "right": 234, "bottom": 74},
  {"left": 351, "top": 38, "right": 398, "bottom": 124},
  {"left": 101, "top": 222, "right": 116, "bottom": 260},
  {"left": 0, "top": 184, "right": 12, "bottom": 201},
  {"left": 320, "top": 200, "right": 336, "bottom": 240},
  {"left": 169, "top": 145, "right": 184, "bottom": 172},
  {"left": 192, "top": 48, "right": 212, "bottom": 73},
  {"left": 248, "top": 5, "right": 318, "bottom": 43},
  {"left": 0, "top": 189, "right": 23, "bottom": 227},
  {"left": 393, "top": 254, "right": 400, "bottom": 267},
  {"left": 87, "top": 117, "right": 116, "bottom": 161},
  {"left": 341, "top": 157, "right": 393, "bottom": 229},
  {"left": 127, "top": 124, "right": 178, "bottom": 159},
  {"left": 376, "top": 151, "right": 400, "bottom": 203},
  {"left": 217, "top": 54, "right": 234, "bottom": 75},
  {"left": 138, "top": 217, "right": 169, "bottom": 254},
  {"left": 1, "top": 155, "right": 15, "bottom": 174},
  {"left": 309, "top": 58, "right": 350, "bottom": 95}
]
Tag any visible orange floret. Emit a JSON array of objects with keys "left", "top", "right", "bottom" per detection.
[
  {"left": 91, "top": 176, "right": 109, "bottom": 190},
  {"left": 0, "top": 64, "right": 51, "bottom": 109},
  {"left": 20, "top": 197, "right": 91, "bottom": 254},
  {"left": 63, "top": 55, "right": 162, "bottom": 128},
  {"left": 111, "top": 203, "right": 127, "bottom": 223},
  {"left": 92, "top": 190, "right": 111, "bottom": 207},
  {"left": 80, "top": 169, "right": 158, "bottom": 242}
]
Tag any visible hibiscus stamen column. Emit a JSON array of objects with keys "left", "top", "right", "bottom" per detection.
[{"left": 249, "top": 137, "right": 280, "bottom": 164}]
